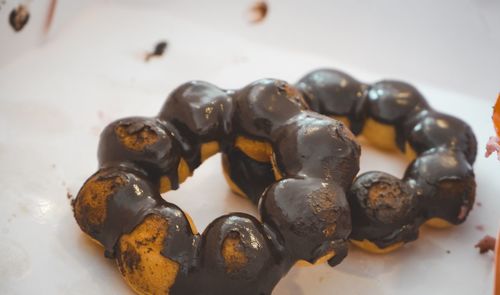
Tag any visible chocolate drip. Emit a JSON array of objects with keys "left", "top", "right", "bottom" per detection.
[
  {"left": 93, "top": 168, "right": 162, "bottom": 257},
  {"left": 158, "top": 81, "right": 235, "bottom": 170},
  {"left": 223, "top": 147, "right": 275, "bottom": 204}
]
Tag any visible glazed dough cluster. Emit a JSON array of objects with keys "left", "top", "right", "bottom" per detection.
[{"left": 73, "top": 78, "right": 361, "bottom": 295}]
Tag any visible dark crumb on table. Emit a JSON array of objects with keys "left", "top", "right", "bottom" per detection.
[
  {"left": 145, "top": 41, "right": 168, "bottom": 62},
  {"left": 476, "top": 201, "right": 482, "bottom": 207},
  {"left": 475, "top": 235, "right": 496, "bottom": 254},
  {"left": 446, "top": 250, "right": 450, "bottom": 254},
  {"left": 9, "top": 4, "right": 30, "bottom": 32},
  {"left": 475, "top": 225, "right": 485, "bottom": 231},
  {"left": 67, "top": 191, "right": 73, "bottom": 200},
  {"left": 249, "top": 1, "right": 268, "bottom": 23}
]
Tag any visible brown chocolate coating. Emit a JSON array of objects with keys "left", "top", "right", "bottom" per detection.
[
  {"left": 406, "top": 111, "right": 477, "bottom": 164},
  {"left": 272, "top": 111, "right": 360, "bottom": 190},
  {"left": 222, "top": 147, "right": 275, "bottom": 204},
  {"left": 296, "top": 69, "right": 368, "bottom": 134},
  {"left": 233, "top": 79, "right": 308, "bottom": 138},
  {"left": 404, "top": 148, "right": 476, "bottom": 225},
  {"left": 348, "top": 172, "right": 421, "bottom": 248},
  {"left": 97, "top": 117, "right": 181, "bottom": 189},
  {"left": 260, "top": 178, "right": 351, "bottom": 264},
  {"left": 158, "top": 80, "right": 234, "bottom": 169}
]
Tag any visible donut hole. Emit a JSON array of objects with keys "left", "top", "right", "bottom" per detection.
[{"left": 164, "top": 155, "right": 259, "bottom": 233}]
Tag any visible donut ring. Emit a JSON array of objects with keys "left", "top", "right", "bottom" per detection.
[
  {"left": 226, "top": 69, "right": 477, "bottom": 254},
  {"left": 73, "top": 79, "right": 360, "bottom": 295}
]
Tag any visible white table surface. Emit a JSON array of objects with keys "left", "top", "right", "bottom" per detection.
[{"left": 0, "top": 2, "right": 498, "bottom": 294}]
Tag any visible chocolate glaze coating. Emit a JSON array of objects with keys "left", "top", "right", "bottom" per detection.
[
  {"left": 296, "top": 69, "right": 368, "bottom": 134},
  {"left": 367, "top": 81, "right": 430, "bottom": 151},
  {"left": 260, "top": 178, "right": 351, "bottom": 264},
  {"left": 74, "top": 167, "right": 163, "bottom": 257},
  {"left": 349, "top": 172, "right": 421, "bottom": 248},
  {"left": 272, "top": 111, "right": 360, "bottom": 190},
  {"left": 158, "top": 81, "right": 234, "bottom": 169},
  {"left": 406, "top": 111, "right": 477, "bottom": 164},
  {"left": 222, "top": 147, "right": 275, "bottom": 204},
  {"left": 98, "top": 117, "right": 181, "bottom": 189},
  {"left": 233, "top": 79, "right": 308, "bottom": 139},
  {"left": 404, "top": 148, "right": 476, "bottom": 224}
]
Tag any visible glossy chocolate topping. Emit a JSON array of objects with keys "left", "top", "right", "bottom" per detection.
[
  {"left": 404, "top": 148, "right": 475, "bottom": 224},
  {"left": 98, "top": 117, "right": 181, "bottom": 189},
  {"left": 158, "top": 81, "right": 234, "bottom": 169},
  {"left": 260, "top": 178, "right": 351, "bottom": 263},
  {"left": 233, "top": 79, "right": 308, "bottom": 139},
  {"left": 348, "top": 172, "right": 421, "bottom": 248},
  {"left": 272, "top": 111, "right": 360, "bottom": 190},
  {"left": 296, "top": 69, "right": 368, "bottom": 135},
  {"left": 223, "top": 147, "right": 275, "bottom": 204}
]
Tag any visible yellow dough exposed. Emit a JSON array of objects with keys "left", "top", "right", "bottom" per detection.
[
  {"left": 222, "top": 233, "right": 249, "bottom": 273},
  {"left": 116, "top": 215, "right": 180, "bottom": 295},
  {"left": 350, "top": 239, "right": 403, "bottom": 254},
  {"left": 362, "top": 118, "right": 399, "bottom": 152},
  {"left": 201, "top": 141, "right": 220, "bottom": 162},
  {"left": 234, "top": 136, "right": 272, "bottom": 163},
  {"left": 295, "top": 251, "right": 335, "bottom": 267},
  {"left": 425, "top": 218, "right": 453, "bottom": 229}
]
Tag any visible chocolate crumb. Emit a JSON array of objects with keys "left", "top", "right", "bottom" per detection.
[
  {"left": 475, "top": 225, "right": 485, "bottom": 231},
  {"left": 67, "top": 191, "right": 73, "bottom": 200},
  {"left": 249, "top": 1, "right": 268, "bottom": 23},
  {"left": 446, "top": 250, "right": 450, "bottom": 254},
  {"left": 145, "top": 41, "right": 168, "bottom": 62},
  {"left": 476, "top": 201, "right": 482, "bottom": 207},
  {"left": 9, "top": 4, "right": 30, "bottom": 32},
  {"left": 475, "top": 235, "right": 496, "bottom": 254}
]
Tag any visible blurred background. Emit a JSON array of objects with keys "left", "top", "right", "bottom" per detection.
[{"left": 1, "top": 0, "right": 499, "bottom": 100}]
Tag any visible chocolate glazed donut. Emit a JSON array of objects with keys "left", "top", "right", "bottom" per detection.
[
  {"left": 73, "top": 79, "right": 360, "bottom": 295},
  {"left": 227, "top": 69, "right": 477, "bottom": 254}
]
